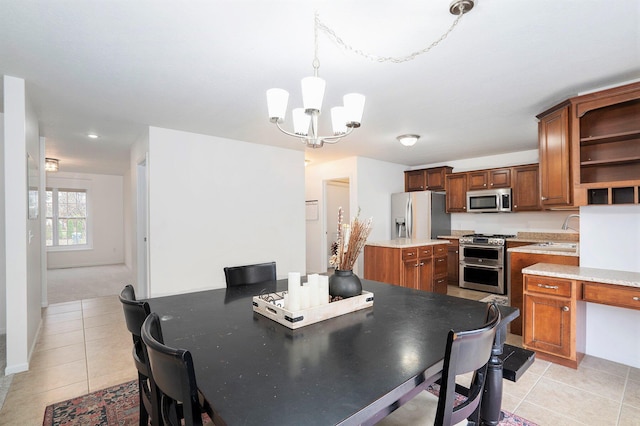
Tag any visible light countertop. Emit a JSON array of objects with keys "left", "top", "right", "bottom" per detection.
[
  {"left": 366, "top": 239, "right": 449, "bottom": 248},
  {"left": 522, "top": 263, "right": 640, "bottom": 288},
  {"left": 507, "top": 243, "right": 579, "bottom": 257}
]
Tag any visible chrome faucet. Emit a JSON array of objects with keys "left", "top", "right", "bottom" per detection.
[{"left": 561, "top": 214, "right": 580, "bottom": 231}]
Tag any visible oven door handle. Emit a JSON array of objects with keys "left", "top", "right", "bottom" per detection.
[{"left": 460, "top": 262, "right": 503, "bottom": 270}]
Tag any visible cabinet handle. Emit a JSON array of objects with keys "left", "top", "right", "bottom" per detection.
[
  {"left": 514, "top": 205, "right": 518, "bottom": 208},
  {"left": 537, "top": 284, "right": 559, "bottom": 290},
  {"left": 562, "top": 306, "right": 569, "bottom": 312},
  {"left": 633, "top": 297, "right": 640, "bottom": 301},
  {"left": 541, "top": 196, "right": 548, "bottom": 201},
  {"left": 490, "top": 183, "right": 494, "bottom": 186}
]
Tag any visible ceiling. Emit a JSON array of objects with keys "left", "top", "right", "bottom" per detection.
[{"left": 1, "top": 1, "right": 638, "bottom": 175}]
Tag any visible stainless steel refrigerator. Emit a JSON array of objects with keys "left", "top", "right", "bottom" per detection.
[{"left": 391, "top": 191, "right": 450, "bottom": 239}]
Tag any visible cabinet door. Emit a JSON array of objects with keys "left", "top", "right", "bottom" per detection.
[
  {"left": 512, "top": 165, "right": 541, "bottom": 211},
  {"left": 417, "top": 260, "right": 433, "bottom": 292},
  {"left": 426, "top": 168, "right": 448, "bottom": 190},
  {"left": 405, "top": 170, "right": 426, "bottom": 192},
  {"left": 467, "top": 171, "right": 488, "bottom": 190},
  {"left": 445, "top": 174, "right": 468, "bottom": 212},
  {"left": 489, "top": 168, "right": 511, "bottom": 188},
  {"left": 403, "top": 259, "right": 419, "bottom": 289},
  {"left": 524, "top": 294, "right": 572, "bottom": 358},
  {"left": 539, "top": 105, "right": 573, "bottom": 207}
]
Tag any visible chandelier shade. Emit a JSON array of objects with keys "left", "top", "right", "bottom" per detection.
[
  {"left": 301, "top": 76, "right": 326, "bottom": 112},
  {"left": 343, "top": 93, "right": 365, "bottom": 127},
  {"left": 293, "top": 108, "right": 311, "bottom": 135},
  {"left": 266, "top": 88, "right": 289, "bottom": 122},
  {"left": 331, "top": 106, "right": 347, "bottom": 135}
]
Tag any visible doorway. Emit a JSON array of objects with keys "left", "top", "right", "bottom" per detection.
[{"left": 325, "top": 178, "right": 350, "bottom": 273}]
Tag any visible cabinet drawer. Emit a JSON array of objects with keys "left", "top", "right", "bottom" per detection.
[
  {"left": 402, "top": 248, "right": 417, "bottom": 261},
  {"left": 525, "top": 276, "right": 572, "bottom": 297},
  {"left": 434, "top": 244, "right": 447, "bottom": 256},
  {"left": 418, "top": 246, "right": 433, "bottom": 259},
  {"left": 582, "top": 282, "right": 640, "bottom": 310},
  {"left": 434, "top": 256, "right": 447, "bottom": 276}
]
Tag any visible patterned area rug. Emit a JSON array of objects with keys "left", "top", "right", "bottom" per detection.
[
  {"left": 479, "top": 294, "right": 510, "bottom": 305},
  {"left": 43, "top": 380, "right": 139, "bottom": 425},
  {"left": 43, "top": 380, "right": 537, "bottom": 425}
]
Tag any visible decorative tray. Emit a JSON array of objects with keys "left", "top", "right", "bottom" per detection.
[{"left": 252, "top": 291, "right": 374, "bottom": 329}]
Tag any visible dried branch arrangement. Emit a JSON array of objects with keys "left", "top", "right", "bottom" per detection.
[{"left": 329, "top": 207, "right": 373, "bottom": 271}]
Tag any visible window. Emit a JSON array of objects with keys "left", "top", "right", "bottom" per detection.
[{"left": 46, "top": 188, "right": 89, "bottom": 248}]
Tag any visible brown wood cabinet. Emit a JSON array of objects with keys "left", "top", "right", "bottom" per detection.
[
  {"left": 537, "top": 81, "right": 640, "bottom": 207},
  {"left": 523, "top": 274, "right": 585, "bottom": 369},
  {"left": 538, "top": 103, "right": 573, "bottom": 207},
  {"left": 444, "top": 239, "right": 459, "bottom": 286},
  {"left": 468, "top": 168, "right": 511, "bottom": 190},
  {"left": 512, "top": 164, "right": 542, "bottom": 211},
  {"left": 363, "top": 243, "right": 448, "bottom": 294},
  {"left": 508, "top": 251, "right": 579, "bottom": 335},
  {"left": 405, "top": 166, "right": 453, "bottom": 192},
  {"left": 582, "top": 282, "right": 640, "bottom": 311},
  {"left": 445, "top": 173, "right": 467, "bottom": 212},
  {"left": 433, "top": 244, "right": 448, "bottom": 294}
]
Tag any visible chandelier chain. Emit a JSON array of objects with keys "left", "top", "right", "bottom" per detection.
[{"left": 315, "top": 8, "right": 466, "bottom": 64}]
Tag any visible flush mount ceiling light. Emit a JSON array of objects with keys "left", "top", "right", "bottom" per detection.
[
  {"left": 397, "top": 134, "right": 420, "bottom": 147},
  {"left": 87, "top": 133, "right": 99, "bottom": 139},
  {"left": 45, "top": 158, "right": 59, "bottom": 172},
  {"left": 267, "top": 1, "right": 474, "bottom": 149}
]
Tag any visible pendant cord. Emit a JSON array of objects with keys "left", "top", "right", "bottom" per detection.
[{"left": 315, "top": 5, "right": 467, "bottom": 64}]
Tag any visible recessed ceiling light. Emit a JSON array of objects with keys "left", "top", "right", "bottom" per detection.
[{"left": 87, "top": 133, "right": 99, "bottom": 139}]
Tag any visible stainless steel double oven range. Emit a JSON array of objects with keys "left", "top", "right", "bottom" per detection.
[{"left": 458, "top": 234, "right": 515, "bottom": 295}]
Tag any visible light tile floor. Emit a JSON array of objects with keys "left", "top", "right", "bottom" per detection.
[{"left": 0, "top": 287, "right": 639, "bottom": 425}]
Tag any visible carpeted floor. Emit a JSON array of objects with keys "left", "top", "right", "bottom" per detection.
[
  {"left": 47, "top": 264, "right": 134, "bottom": 304},
  {"left": 43, "top": 380, "right": 538, "bottom": 426}
]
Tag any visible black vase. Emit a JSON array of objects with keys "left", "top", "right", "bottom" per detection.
[{"left": 329, "top": 270, "right": 362, "bottom": 299}]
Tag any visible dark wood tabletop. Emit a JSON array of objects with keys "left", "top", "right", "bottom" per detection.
[{"left": 147, "top": 278, "right": 518, "bottom": 426}]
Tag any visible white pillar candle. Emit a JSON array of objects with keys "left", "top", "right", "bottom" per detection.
[
  {"left": 318, "top": 275, "right": 329, "bottom": 305},
  {"left": 307, "top": 274, "right": 319, "bottom": 307},
  {"left": 287, "top": 272, "right": 301, "bottom": 311},
  {"left": 300, "top": 283, "right": 310, "bottom": 309}
]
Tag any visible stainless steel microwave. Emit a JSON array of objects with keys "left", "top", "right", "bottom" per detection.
[{"left": 466, "top": 188, "right": 512, "bottom": 213}]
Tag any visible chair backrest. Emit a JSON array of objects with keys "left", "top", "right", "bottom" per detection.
[
  {"left": 119, "top": 284, "right": 151, "bottom": 340},
  {"left": 141, "top": 312, "right": 204, "bottom": 426},
  {"left": 223, "top": 261, "right": 276, "bottom": 287},
  {"left": 435, "top": 302, "right": 501, "bottom": 426}
]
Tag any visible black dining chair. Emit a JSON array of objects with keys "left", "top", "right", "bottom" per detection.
[
  {"left": 141, "top": 312, "right": 213, "bottom": 426},
  {"left": 434, "top": 302, "right": 501, "bottom": 426},
  {"left": 223, "top": 261, "right": 276, "bottom": 287},
  {"left": 119, "top": 284, "right": 161, "bottom": 426}
]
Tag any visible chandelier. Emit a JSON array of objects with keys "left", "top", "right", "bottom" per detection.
[
  {"left": 266, "top": 1, "right": 475, "bottom": 149},
  {"left": 267, "top": 13, "right": 365, "bottom": 149}
]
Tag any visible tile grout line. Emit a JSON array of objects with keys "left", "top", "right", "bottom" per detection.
[
  {"left": 616, "top": 369, "right": 630, "bottom": 426},
  {"left": 80, "top": 300, "right": 90, "bottom": 395}
]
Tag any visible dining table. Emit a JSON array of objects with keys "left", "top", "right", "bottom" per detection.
[{"left": 146, "top": 278, "right": 518, "bottom": 426}]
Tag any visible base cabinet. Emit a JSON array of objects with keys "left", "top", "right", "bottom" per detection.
[
  {"left": 523, "top": 274, "right": 585, "bottom": 368},
  {"left": 364, "top": 244, "right": 448, "bottom": 294},
  {"left": 508, "top": 251, "right": 579, "bottom": 335}
]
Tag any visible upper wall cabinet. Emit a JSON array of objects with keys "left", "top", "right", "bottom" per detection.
[
  {"left": 537, "top": 81, "right": 640, "bottom": 207},
  {"left": 405, "top": 166, "right": 453, "bottom": 192},
  {"left": 538, "top": 102, "right": 573, "bottom": 208}
]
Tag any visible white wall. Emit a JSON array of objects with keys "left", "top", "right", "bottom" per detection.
[
  {"left": 147, "top": 127, "right": 305, "bottom": 296},
  {"left": 129, "top": 130, "right": 150, "bottom": 297},
  {"left": 0, "top": 113, "right": 5, "bottom": 334},
  {"left": 4, "top": 75, "right": 43, "bottom": 374},
  {"left": 305, "top": 156, "right": 405, "bottom": 275},
  {"left": 46, "top": 172, "right": 125, "bottom": 269},
  {"left": 580, "top": 205, "right": 640, "bottom": 368}
]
